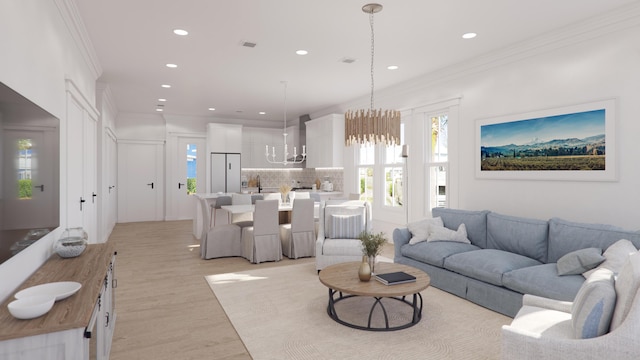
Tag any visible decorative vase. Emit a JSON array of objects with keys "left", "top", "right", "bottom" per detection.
[
  {"left": 54, "top": 227, "right": 88, "bottom": 258},
  {"left": 368, "top": 255, "right": 376, "bottom": 275},
  {"left": 358, "top": 255, "right": 371, "bottom": 281}
]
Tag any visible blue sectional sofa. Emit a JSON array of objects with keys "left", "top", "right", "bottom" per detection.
[{"left": 393, "top": 208, "right": 640, "bottom": 317}]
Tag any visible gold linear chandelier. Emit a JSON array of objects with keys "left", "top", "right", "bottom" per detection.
[{"left": 345, "top": 3, "right": 401, "bottom": 147}]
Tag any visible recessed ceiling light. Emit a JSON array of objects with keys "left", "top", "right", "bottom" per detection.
[
  {"left": 156, "top": 108, "right": 164, "bottom": 112},
  {"left": 296, "top": 50, "right": 308, "bottom": 55},
  {"left": 462, "top": 32, "right": 477, "bottom": 39},
  {"left": 173, "top": 29, "right": 189, "bottom": 36},
  {"left": 166, "top": 63, "right": 178, "bottom": 68},
  {"left": 259, "top": 111, "right": 266, "bottom": 115},
  {"left": 387, "top": 65, "right": 399, "bottom": 70},
  {"left": 158, "top": 98, "right": 167, "bottom": 102},
  {"left": 161, "top": 84, "right": 171, "bottom": 88},
  {"left": 208, "top": 107, "right": 216, "bottom": 111}
]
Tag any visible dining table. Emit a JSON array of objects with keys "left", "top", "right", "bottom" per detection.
[{"left": 221, "top": 202, "right": 319, "bottom": 225}]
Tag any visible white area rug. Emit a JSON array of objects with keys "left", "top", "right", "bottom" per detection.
[{"left": 205, "top": 262, "right": 511, "bottom": 360}]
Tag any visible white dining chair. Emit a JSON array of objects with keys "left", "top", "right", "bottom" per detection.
[
  {"left": 200, "top": 197, "right": 242, "bottom": 259},
  {"left": 263, "top": 192, "right": 282, "bottom": 205},
  {"left": 231, "top": 193, "right": 253, "bottom": 224},
  {"left": 280, "top": 198, "right": 316, "bottom": 259},
  {"left": 241, "top": 200, "right": 282, "bottom": 264},
  {"left": 210, "top": 195, "right": 231, "bottom": 227},
  {"left": 294, "top": 192, "right": 310, "bottom": 199}
]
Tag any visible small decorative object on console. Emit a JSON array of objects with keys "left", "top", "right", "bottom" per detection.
[{"left": 54, "top": 227, "right": 88, "bottom": 258}]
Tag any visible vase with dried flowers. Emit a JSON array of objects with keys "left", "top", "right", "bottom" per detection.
[
  {"left": 279, "top": 184, "right": 292, "bottom": 204},
  {"left": 358, "top": 230, "right": 387, "bottom": 275}
]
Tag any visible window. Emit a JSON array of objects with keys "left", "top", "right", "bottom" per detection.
[
  {"left": 186, "top": 143, "right": 197, "bottom": 194},
  {"left": 383, "top": 128, "right": 405, "bottom": 207},
  {"left": 356, "top": 145, "right": 374, "bottom": 203},
  {"left": 426, "top": 114, "right": 448, "bottom": 208},
  {"left": 355, "top": 124, "right": 405, "bottom": 209}
]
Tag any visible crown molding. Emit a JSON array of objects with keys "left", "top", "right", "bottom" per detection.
[
  {"left": 53, "top": 0, "right": 102, "bottom": 79},
  {"left": 332, "top": 2, "right": 640, "bottom": 115}
]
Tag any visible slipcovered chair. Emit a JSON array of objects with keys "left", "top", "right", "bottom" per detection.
[
  {"left": 501, "top": 251, "right": 640, "bottom": 360},
  {"left": 315, "top": 200, "right": 371, "bottom": 271},
  {"left": 294, "top": 191, "right": 310, "bottom": 199},
  {"left": 263, "top": 192, "right": 282, "bottom": 205},
  {"left": 241, "top": 200, "right": 282, "bottom": 264},
  {"left": 200, "top": 197, "right": 242, "bottom": 259},
  {"left": 280, "top": 198, "right": 316, "bottom": 259},
  {"left": 209, "top": 195, "right": 231, "bottom": 227},
  {"left": 231, "top": 193, "right": 253, "bottom": 224}
]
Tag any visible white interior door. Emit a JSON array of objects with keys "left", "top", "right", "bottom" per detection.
[
  {"left": 117, "top": 141, "right": 164, "bottom": 222},
  {"left": 174, "top": 136, "right": 206, "bottom": 220}
]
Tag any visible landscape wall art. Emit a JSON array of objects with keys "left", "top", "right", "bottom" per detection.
[{"left": 476, "top": 99, "right": 616, "bottom": 181}]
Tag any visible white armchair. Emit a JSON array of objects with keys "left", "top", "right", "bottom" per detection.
[
  {"left": 501, "top": 251, "right": 640, "bottom": 360},
  {"left": 315, "top": 200, "right": 371, "bottom": 271}
]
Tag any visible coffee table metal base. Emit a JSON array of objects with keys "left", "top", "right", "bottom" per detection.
[{"left": 326, "top": 288, "right": 423, "bottom": 331}]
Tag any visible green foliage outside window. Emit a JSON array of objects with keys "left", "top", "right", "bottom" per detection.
[
  {"left": 187, "top": 178, "right": 196, "bottom": 194},
  {"left": 19, "top": 179, "right": 32, "bottom": 199}
]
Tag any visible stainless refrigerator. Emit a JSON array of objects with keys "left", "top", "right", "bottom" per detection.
[{"left": 211, "top": 152, "right": 241, "bottom": 193}]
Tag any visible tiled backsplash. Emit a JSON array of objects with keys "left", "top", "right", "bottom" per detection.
[{"left": 241, "top": 168, "right": 344, "bottom": 192}]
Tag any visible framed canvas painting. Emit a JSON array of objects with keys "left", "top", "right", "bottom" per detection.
[{"left": 476, "top": 99, "right": 616, "bottom": 181}]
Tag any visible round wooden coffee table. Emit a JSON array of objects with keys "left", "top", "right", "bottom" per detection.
[{"left": 319, "top": 262, "right": 430, "bottom": 331}]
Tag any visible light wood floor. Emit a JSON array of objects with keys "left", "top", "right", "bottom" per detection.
[{"left": 108, "top": 220, "right": 395, "bottom": 360}]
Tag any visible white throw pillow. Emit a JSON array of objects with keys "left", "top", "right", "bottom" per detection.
[
  {"left": 571, "top": 268, "right": 616, "bottom": 339},
  {"left": 583, "top": 239, "right": 638, "bottom": 278},
  {"left": 426, "top": 223, "right": 471, "bottom": 244},
  {"left": 329, "top": 214, "right": 362, "bottom": 239},
  {"left": 408, "top": 217, "right": 443, "bottom": 245}
]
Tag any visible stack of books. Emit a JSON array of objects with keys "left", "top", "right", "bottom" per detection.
[{"left": 374, "top": 271, "right": 416, "bottom": 285}]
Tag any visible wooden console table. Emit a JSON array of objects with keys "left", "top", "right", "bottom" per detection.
[{"left": 0, "top": 242, "right": 117, "bottom": 360}]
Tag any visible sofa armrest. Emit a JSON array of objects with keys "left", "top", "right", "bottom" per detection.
[
  {"left": 393, "top": 227, "right": 411, "bottom": 259},
  {"left": 522, "top": 294, "right": 572, "bottom": 313}
]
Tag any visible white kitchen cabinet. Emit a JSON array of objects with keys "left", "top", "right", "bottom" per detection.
[
  {"left": 305, "top": 114, "right": 345, "bottom": 168},
  {"left": 207, "top": 123, "right": 242, "bottom": 153}
]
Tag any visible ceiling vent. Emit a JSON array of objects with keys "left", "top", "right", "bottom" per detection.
[
  {"left": 240, "top": 40, "right": 257, "bottom": 48},
  {"left": 340, "top": 57, "right": 356, "bottom": 64}
]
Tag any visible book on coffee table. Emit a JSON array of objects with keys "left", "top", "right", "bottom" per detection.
[{"left": 374, "top": 271, "right": 417, "bottom": 285}]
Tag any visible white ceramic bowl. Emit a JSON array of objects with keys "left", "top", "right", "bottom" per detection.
[{"left": 8, "top": 295, "right": 55, "bottom": 320}]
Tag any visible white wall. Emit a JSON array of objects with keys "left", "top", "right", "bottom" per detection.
[
  {"left": 0, "top": 0, "right": 100, "bottom": 301},
  {"left": 340, "top": 11, "right": 640, "bottom": 230}
]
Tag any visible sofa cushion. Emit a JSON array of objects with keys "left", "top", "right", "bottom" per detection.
[
  {"left": 407, "top": 217, "right": 443, "bottom": 244},
  {"left": 547, "top": 218, "right": 640, "bottom": 263},
  {"left": 583, "top": 239, "right": 638, "bottom": 278},
  {"left": 328, "top": 214, "right": 362, "bottom": 239},
  {"left": 556, "top": 248, "right": 605, "bottom": 276},
  {"left": 610, "top": 251, "right": 640, "bottom": 330},
  {"left": 486, "top": 212, "right": 549, "bottom": 263},
  {"left": 503, "top": 263, "right": 584, "bottom": 301},
  {"left": 401, "top": 241, "right": 480, "bottom": 268},
  {"left": 427, "top": 223, "right": 470, "bottom": 244},
  {"left": 571, "top": 268, "right": 616, "bottom": 339},
  {"left": 431, "top": 208, "right": 489, "bottom": 248},
  {"left": 444, "top": 249, "right": 542, "bottom": 286}
]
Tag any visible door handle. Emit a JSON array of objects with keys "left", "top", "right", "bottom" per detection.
[
  {"left": 80, "top": 197, "right": 86, "bottom": 211},
  {"left": 92, "top": 192, "right": 97, "bottom": 203},
  {"left": 34, "top": 184, "right": 44, "bottom": 192},
  {"left": 109, "top": 185, "right": 115, "bottom": 193},
  {"left": 147, "top": 182, "right": 154, "bottom": 189},
  {"left": 178, "top": 182, "right": 185, "bottom": 189}
]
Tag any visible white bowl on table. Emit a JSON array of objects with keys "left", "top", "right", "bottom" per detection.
[{"left": 8, "top": 295, "right": 55, "bottom": 320}]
